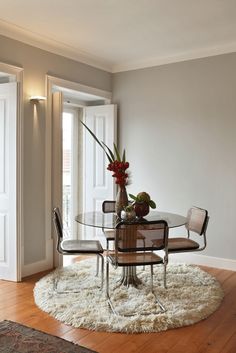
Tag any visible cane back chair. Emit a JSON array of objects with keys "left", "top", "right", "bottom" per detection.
[
  {"left": 168, "top": 206, "right": 209, "bottom": 253},
  {"left": 153, "top": 206, "right": 208, "bottom": 288},
  {"left": 106, "top": 220, "right": 169, "bottom": 316},
  {"left": 53, "top": 207, "right": 104, "bottom": 289}
]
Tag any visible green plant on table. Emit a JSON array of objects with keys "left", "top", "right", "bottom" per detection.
[
  {"left": 129, "top": 191, "right": 156, "bottom": 209},
  {"left": 123, "top": 204, "right": 134, "bottom": 212}
]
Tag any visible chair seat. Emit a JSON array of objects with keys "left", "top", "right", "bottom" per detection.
[
  {"left": 168, "top": 237, "right": 200, "bottom": 252},
  {"left": 103, "top": 229, "right": 115, "bottom": 241},
  {"left": 109, "top": 252, "right": 163, "bottom": 266},
  {"left": 60, "top": 239, "right": 103, "bottom": 254}
]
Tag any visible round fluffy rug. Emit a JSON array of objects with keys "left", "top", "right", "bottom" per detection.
[{"left": 34, "top": 258, "right": 224, "bottom": 333}]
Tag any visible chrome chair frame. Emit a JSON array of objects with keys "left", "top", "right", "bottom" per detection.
[
  {"left": 53, "top": 207, "right": 104, "bottom": 290},
  {"left": 164, "top": 206, "right": 209, "bottom": 288}
]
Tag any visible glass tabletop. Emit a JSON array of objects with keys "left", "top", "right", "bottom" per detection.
[{"left": 75, "top": 211, "right": 187, "bottom": 229}]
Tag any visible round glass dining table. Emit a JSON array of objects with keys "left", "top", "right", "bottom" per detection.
[
  {"left": 75, "top": 211, "right": 187, "bottom": 287},
  {"left": 75, "top": 211, "right": 187, "bottom": 229}
]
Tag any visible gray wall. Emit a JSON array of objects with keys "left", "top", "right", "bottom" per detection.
[
  {"left": 0, "top": 34, "right": 111, "bottom": 265},
  {"left": 112, "top": 53, "right": 236, "bottom": 260}
]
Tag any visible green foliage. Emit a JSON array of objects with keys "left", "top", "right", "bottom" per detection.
[
  {"left": 123, "top": 204, "right": 134, "bottom": 212},
  {"left": 149, "top": 200, "right": 156, "bottom": 209},
  {"left": 129, "top": 193, "right": 138, "bottom": 202},
  {"left": 113, "top": 143, "right": 121, "bottom": 161},
  {"left": 128, "top": 192, "right": 157, "bottom": 209},
  {"left": 122, "top": 149, "right": 126, "bottom": 162},
  {"left": 81, "top": 120, "right": 126, "bottom": 163},
  {"left": 101, "top": 142, "right": 115, "bottom": 161},
  {"left": 81, "top": 121, "right": 113, "bottom": 163}
]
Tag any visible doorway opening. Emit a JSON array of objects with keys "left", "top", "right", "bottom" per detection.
[{"left": 47, "top": 76, "right": 116, "bottom": 267}]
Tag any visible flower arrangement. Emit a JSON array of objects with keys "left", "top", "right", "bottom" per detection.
[
  {"left": 81, "top": 121, "right": 130, "bottom": 186},
  {"left": 81, "top": 121, "right": 157, "bottom": 218}
]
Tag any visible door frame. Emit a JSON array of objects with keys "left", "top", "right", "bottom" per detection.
[
  {"left": 45, "top": 75, "right": 112, "bottom": 266},
  {"left": 0, "top": 62, "right": 24, "bottom": 281}
]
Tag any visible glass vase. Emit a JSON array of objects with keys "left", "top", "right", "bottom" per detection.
[{"left": 115, "top": 185, "right": 128, "bottom": 217}]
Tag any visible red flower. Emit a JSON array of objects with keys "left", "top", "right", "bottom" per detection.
[{"left": 107, "top": 159, "right": 129, "bottom": 186}]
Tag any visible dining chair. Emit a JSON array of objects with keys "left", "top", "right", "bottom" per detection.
[
  {"left": 53, "top": 207, "right": 104, "bottom": 289},
  {"left": 106, "top": 220, "right": 169, "bottom": 316},
  {"left": 102, "top": 200, "right": 116, "bottom": 251},
  {"left": 153, "top": 206, "right": 208, "bottom": 288},
  {"left": 102, "top": 200, "right": 133, "bottom": 251}
]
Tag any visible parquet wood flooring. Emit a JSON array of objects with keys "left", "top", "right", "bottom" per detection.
[{"left": 0, "top": 265, "right": 235, "bottom": 353}]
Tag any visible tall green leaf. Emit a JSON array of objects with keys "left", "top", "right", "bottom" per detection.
[
  {"left": 129, "top": 193, "right": 138, "bottom": 201},
  {"left": 113, "top": 143, "right": 121, "bottom": 161},
  {"left": 122, "top": 149, "right": 126, "bottom": 162},
  {"left": 149, "top": 200, "right": 156, "bottom": 209},
  {"left": 101, "top": 142, "right": 115, "bottom": 162},
  {"left": 81, "top": 121, "right": 112, "bottom": 163}
]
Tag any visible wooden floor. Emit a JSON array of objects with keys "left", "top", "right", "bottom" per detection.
[{"left": 0, "top": 263, "right": 236, "bottom": 353}]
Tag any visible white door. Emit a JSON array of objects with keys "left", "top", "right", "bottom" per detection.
[
  {"left": 0, "top": 82, "right": 17, "bottom": 281},
  {"left": 83, "top": 105, "right": 117, "bottom": 242}
]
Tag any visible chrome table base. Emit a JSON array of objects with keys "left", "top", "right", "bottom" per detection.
[{"left": 117, "top": 266, "right": 142, "bottom": 287}]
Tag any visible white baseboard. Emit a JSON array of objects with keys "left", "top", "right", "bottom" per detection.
[
  {"left": 22, "top": 238, "right": 53, "bottom": 278},
  {"left": 169, "top": 253, "right": 236, "bottom": 271}
]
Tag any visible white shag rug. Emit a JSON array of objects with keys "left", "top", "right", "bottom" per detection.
[{"left": 34, "top": 258, "right": 224, "bottom": 333}]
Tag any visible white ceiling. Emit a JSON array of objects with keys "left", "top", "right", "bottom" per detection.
[{"left": 0, "top": 0, "right": 236, "bottom": 72}]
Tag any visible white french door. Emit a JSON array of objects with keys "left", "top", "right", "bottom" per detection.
[
  {"left": 0, "top": 82, "right": 18, "bottom": 281},
  {"left": 83, "top": 105, "right": 117, "bottom": 244}
]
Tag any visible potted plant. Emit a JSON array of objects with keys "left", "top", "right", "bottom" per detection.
[{"left": 129, "top": 192, "right": 156, "bottom": 218}]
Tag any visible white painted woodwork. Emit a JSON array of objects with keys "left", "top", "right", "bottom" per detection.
[
  {"left": 0, "top": 82, "right": 17, "bottom": 281},
  {"left": 0, "top": 215, "right": 6, "bottom": 262},
  {"left": 52, "top": 91, "right": 63, "bottom": 212},
  {"left": 83, "top": 104, "right": 117, "bottom": 244},
  {"left": 52, "top": 91, "right": 63, "bottom": 267}
]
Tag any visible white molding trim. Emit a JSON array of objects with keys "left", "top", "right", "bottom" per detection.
[
  {"left": 0, "top": 62, "right": 23, "bottom": 76},
  {"left": 48, "top": 75, "right": 112, "bottom": 102},
  {"left": 45, "top": 76, "right": 53, "bottom": 246},
  {"left": 2, "top": 19, "right": 236, "bottom": 73},
  {"left": 0, "top": 19, "right": 112, "bottom": 72},
  {"left": 112, "top": 43, "right": 236, "bottom": 73},
  {"left": 169, "top": 253, "right": 236, "bottom": 272},
  {"left": 16, "top": 69, "right": 24, "bottom": 282},
  {"left": 0, "top": 62, "right": 24, "bottom": 282},
  {"left": 22, "top": 238, "right": 53, "bottom": 278}
]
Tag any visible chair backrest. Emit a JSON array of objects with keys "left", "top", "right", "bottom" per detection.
[
  {"left": 186, "top": 207, "right": 208, "bottom": 235},
  {"left": 115, "top": 220, "right": 168, "bottom": 253},
  {"left": 102, "top": 200, "right": 116, "bottom": 213},
  {"left": 52, "top": 207, "right": 63, "bottom": 252}
]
